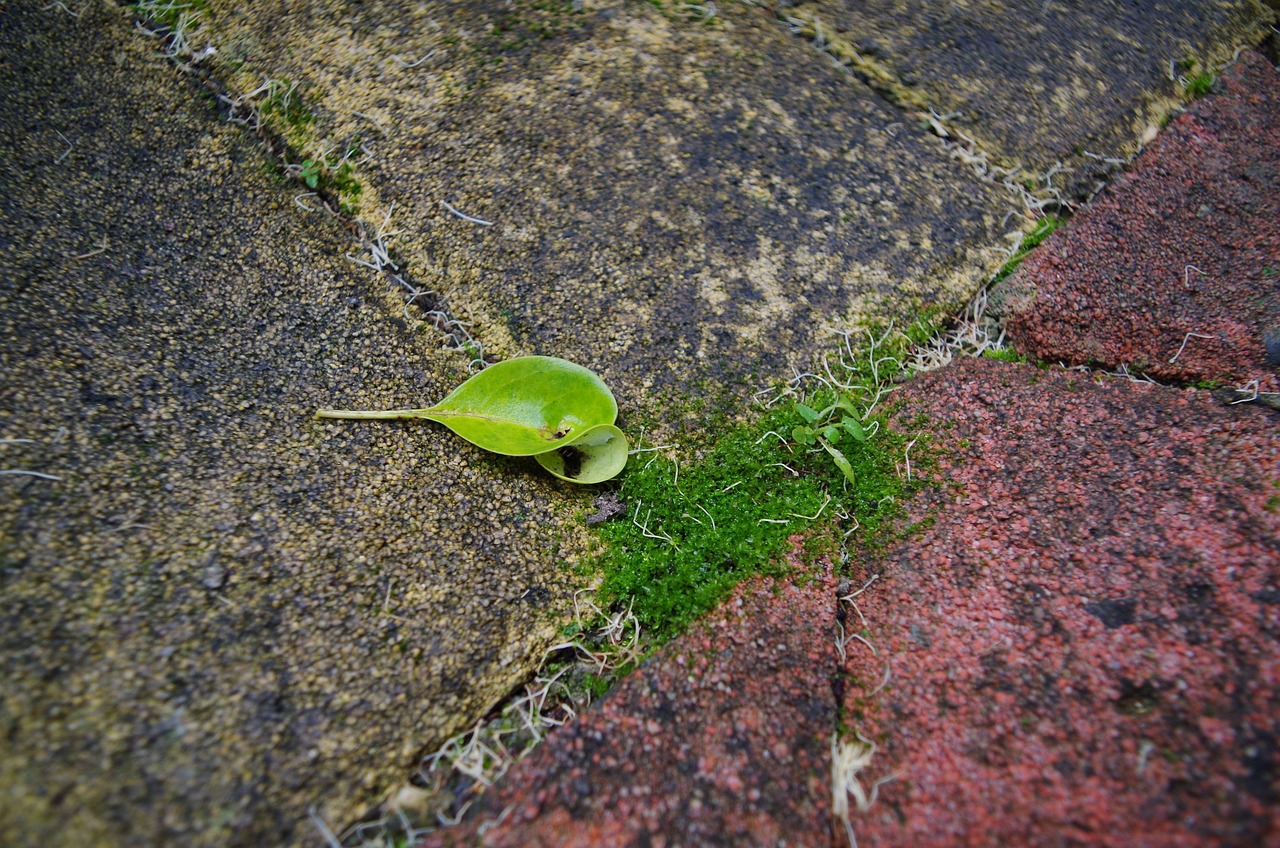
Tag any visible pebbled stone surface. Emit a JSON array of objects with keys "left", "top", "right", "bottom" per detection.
[
  {"left": 1003, "top": 50, "right": 1280, "bottom": 391},
  {"left": 0, "top": 4, "right": 593, "bottom": 845},
  {"left": 788, "top": 0, "right": 1274, "bottom": 194},
  {"left": 838, "top": 358, "right": 1280, "bottom": 846},
  {"left": 421, "top": 561, "right": 839, "bottom": 848}
]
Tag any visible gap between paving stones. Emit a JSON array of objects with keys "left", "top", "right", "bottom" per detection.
[
  {"left": 127, "top": 0, "right": 490, "bottom": 371},
  {"left": 749, "top": 0, "right": 1074, "bottom": 220},
  {"left": 756, "top": 0, "right": 1276, "bottom": 203},
  {"left": 752, "top": 0, "right": 1277, "bottom": 223}
]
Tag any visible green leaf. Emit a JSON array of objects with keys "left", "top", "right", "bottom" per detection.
[
  {"left": 791, "top": 425, "right": 816, "bottom": 446},
  {"left": 315, "top": 356, "right": 626, "bottom": 483},
  {"left": 819, "top": 424, "right": 842, "bottom": 443},
  {"left": 818, "top": 437, "right": 856, "bottom": 486},
  {"left": 834, "top": 398, "right": 860, "bottom": 417},
  {"left": 795, "top": 403, "right": 820, "bottom": 424},
  {"left": 301, "top": 160, "right": 320, "bottom": 188},
  {"left": 423, "top": 356, "right": 618, "bottom": 455},
  {"left": 535, "top": 424, "right": 629, "bottom": 484},
  {"left": 842, "top": 416, "right": 867, "bottom": 442}
]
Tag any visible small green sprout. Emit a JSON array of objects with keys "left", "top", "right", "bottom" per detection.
[
  {"left": 299, "top": 159, "right": 321, "bottom": 189},
  {"left": 790, "top": 399, "right": 875, "bottom": 486}
]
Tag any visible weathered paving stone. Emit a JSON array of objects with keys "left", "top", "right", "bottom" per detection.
[
  {"left": 1003, "top": 50, "right": 1280, "bottom": 391},
  {"left": 423, "top": 563, "right": 840, "bottom": 847},
  {"left": 837, "top": 358, "right": 1280, "bottom": 846},
  {"left": 181, "top": 0, "right": 1014, "bottom": 428},
  {"left": 0, "top": 4, "right": 594, "bottom": 845},
  {"left": 6, "top": 1, "right": 1275, "bottom": 845},
  {"left": 785, "top": 0, "right": 1274, "bottom": 197}
]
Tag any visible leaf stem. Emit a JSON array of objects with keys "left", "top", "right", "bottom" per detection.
[{"left": 314, "top": 408, "right": 434, "bottom": 420}]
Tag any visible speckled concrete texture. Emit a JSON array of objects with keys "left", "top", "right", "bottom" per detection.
[
  {"left": 0, "top": 4, "right": 593, "bottom": 845},
  {"left": 838, "top": 358, "right": 1280, "bottom": 846},
  {"left": 6, "top": 0, "right": 1279, "bottom": 845},
  {"left": 789, "top": 0, "right": 1273, "bottom": 193},
  {"left": 422, "top": 562, "right": 840, "bottom": 847},
  {"left": 177, "top": 0, "right": 1013, "bottom": 426},
  {"left": 1004, "top": 50, "right": 1280, "bottom": 391}
]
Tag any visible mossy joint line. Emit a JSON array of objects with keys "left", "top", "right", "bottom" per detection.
[
  {"left": 764, "top": 3, "right": 1073, "bottom": 221},
  {"left": 129, "top": 0, "right": 490, "bottom": 373}
]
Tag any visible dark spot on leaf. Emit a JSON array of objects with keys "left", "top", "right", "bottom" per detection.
[{"left": 557, "top": 446, "right": 583, "bottom": 479}]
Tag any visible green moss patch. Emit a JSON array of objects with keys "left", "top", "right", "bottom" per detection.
[
  {"left": 993, "top": 214, "right": 1062, "bottom": 285},
  {"left": 592, "top": 329, "right": 930, "bottom": 642}
]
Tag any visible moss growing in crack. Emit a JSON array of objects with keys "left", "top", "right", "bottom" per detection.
[
  {"left": 226, "top": 78, "right": 368, "bottom": 213},
  {"left": 296, "top": 146, "right": 365, "bottom": 213},
  {"left": 257, "top": 79, "right": 315, "bottom": 142},
  {"left": 992, "top": 214, "right": 1062, "bottom": 285},
  {"left": 594, "top": 408, "right": 829, "bottom": 641},
  {"left": 592, "top": 327, "right": 931, "bottom": 643},
  {"left": 1183, "top": 71, "right": 1216, "bottom": 99},
  {"left": 982, "top": 347, "right": 1028, "bottom": 364},
  {"left": 129, "top": 0, "right": 209, "bottom": 30}
]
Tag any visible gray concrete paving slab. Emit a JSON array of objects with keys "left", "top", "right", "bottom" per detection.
[
  {"left": 780, "top": 0, "right": 1274, "bottom": 199},
  {"left": 0, "top": 4, "right": 594, "bottom": 845},
  {"left": 179, "top": 0, "right": 1016, "bottom": 427}
]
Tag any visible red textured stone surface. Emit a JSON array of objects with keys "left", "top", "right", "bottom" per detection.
[
  {"left": 423, "top": 565, "right": 840, "bottom": 847},
  {"left": 840, "top": 358, "right": 1280, "bottom": 847},
  {"left": 1006, "top": 50, "right": 1280, "bottom": 391}
]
